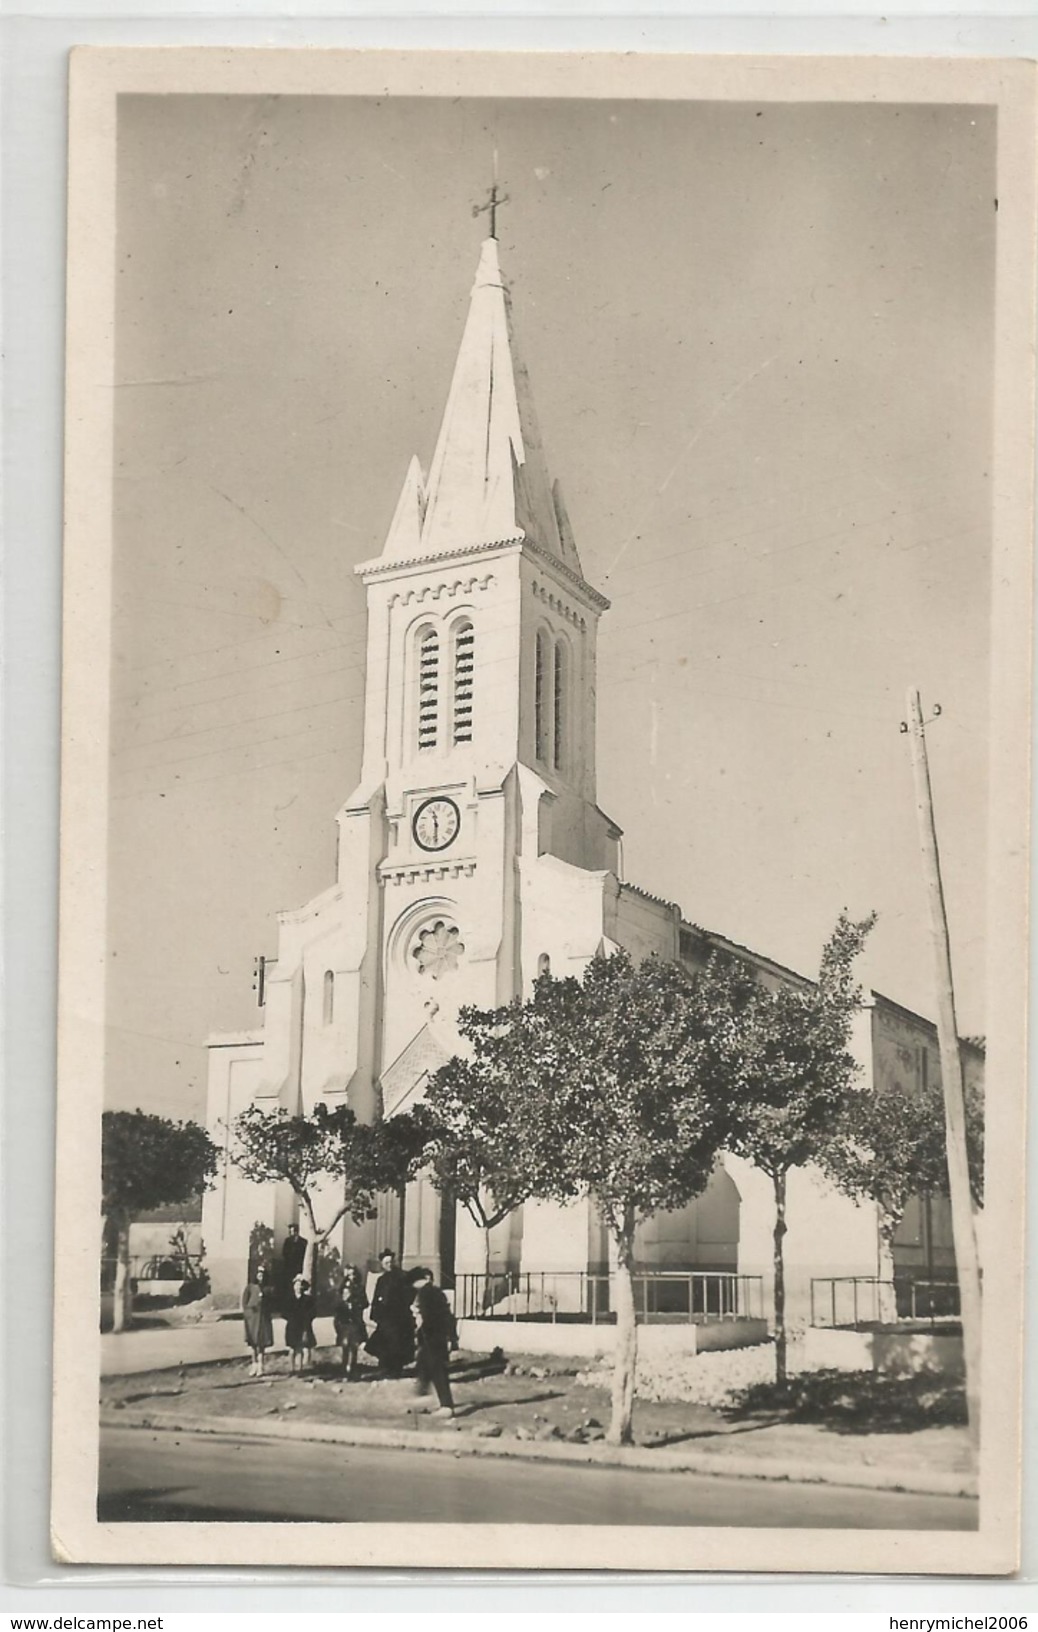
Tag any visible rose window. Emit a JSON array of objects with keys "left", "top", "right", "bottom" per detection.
[{"left": 411, "top": 920, "right": 464, "bottom": 980}]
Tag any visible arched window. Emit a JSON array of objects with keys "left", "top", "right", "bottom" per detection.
[
  {"left": 537, "top": 952, "right": 552, "bottom": 978},
  {"left": 534, "top": 630, "right": 549, "bottom": 762},
  {"left": 322, "top": 970, "right": 335, "bottom": 1026},
  {"left": 553, "top": 638, "right": 567, "bottom": 772},
  {"left": 452, "top": 620, "right": 474, "bottom": 745},
  {"left": 417, "top": 626, "right": 439, "bottom": 751}
]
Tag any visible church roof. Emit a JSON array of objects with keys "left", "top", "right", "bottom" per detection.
[{"left": 378, "top": 237, "right": 583, "bottom": 575}]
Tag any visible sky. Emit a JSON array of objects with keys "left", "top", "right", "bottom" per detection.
[{"left": 107, "top": 93, "right": 996, "bottom": 1119}]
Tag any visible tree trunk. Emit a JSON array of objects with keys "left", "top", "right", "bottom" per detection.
[
  {"left": 876, "top": 1217, "right": 898, "bottom": 1325},
  {"left": 112, "top": 1209, "right": 132, "bottom": 1335},
  {"left": 299, "top": 1194, "right": 319, "bottom": 1285},
  {"left": 608, "top": 1207, "right": 638, "bottom": 1446},
  {"left": 483, "top": 1225, "right": 493, "bottom": 1314},
  {"left": 772, "top": 1171, "right": 788, "bottom": 1385},
  {"left": 397, "top": 1184, "right": 407, "bottom": 1261}
]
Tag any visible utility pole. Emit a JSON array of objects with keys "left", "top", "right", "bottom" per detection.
[
  {"left": 472, "top": 150, "right": 509, "bottom": 241},
  {"left": 903, "top": 687, "right": 982, "bottom": 1454}
]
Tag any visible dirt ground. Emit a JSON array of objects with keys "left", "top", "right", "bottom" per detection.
[{"left": 100, "top": 1345, "right": 972, "bottom": 1479}]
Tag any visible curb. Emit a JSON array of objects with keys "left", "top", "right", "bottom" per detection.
[
  {"left": 100, "top": 1321, "right": 341, "bottom": 1380},
  {"left": 102, "top": 1407, "right": 978, "bottom": 1500}
]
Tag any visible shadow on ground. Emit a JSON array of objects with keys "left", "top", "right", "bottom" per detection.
[
  {"left": 98, "top": 1489, "right": 334, "bottom": 1523},
  {"left": 722, "top": 1370, "right": 967, "bottom": 1434}
]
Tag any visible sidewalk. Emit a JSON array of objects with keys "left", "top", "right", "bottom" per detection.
[
  {"left": 101, "top": 1403, "right": 977, "bottom": 1499},
  {"left": 100, "top": 1316, "right": 338, "bottom": 1377},
  {"left": 99, "top": 1344, "right": 976, "bottom": 1498}
]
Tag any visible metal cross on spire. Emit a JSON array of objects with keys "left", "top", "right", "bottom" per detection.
[{"left": 472, "top": 150, "right": 509, "bottom": 239}]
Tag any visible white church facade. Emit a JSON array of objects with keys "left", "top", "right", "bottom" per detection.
[{"left": 202, "top": 231, "right": 975, "bottom": 1331}]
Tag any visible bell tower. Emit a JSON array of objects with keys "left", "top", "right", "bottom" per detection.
[
  {"left": 344, "top": 233, "right": 617, "bottom": 872},
  {"left": 350, "top": 236, "right": 610, "bottom": 798},
  {"left": 204, "top": 226, "right": 625, "bottom": 1292},
  {"left": 329, "top": 230, "right": 620, "bottom": 1120}
]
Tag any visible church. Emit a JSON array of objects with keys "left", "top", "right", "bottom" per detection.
[{"left": 201, "top": 226, "right": 977, "bottom": 1334}]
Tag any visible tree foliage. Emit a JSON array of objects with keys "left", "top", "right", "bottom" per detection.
[
  {"left": 717, "top": 912, "right": 877, "bottom": 1383},
  {"left": 492, "top": 951, "right": 742, "bottom": 1227},
  {"left": 423, "top": 1052, "right": 536, "bottom": 1282},
  {"left": 101, "top": 1109, "right": 217, "bottom": 1332},
  {"left": 428, "top": 949, "right": 750, "bottom": 1444},
  {"left": 822, "top": 1051, "right": 984, "bottom": 1240},
  {"left": 102, "top": 1110, "right": 217, "bottom": 1218},
  {"left": 228, "top": 1101, "right": 430, "bottom": 1277},
  {"left": 721, "top": 913, "right": 877, "bottom": 1183}
]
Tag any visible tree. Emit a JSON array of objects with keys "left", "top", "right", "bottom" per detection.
[
  {"left": 228, "top": 1102, "right": 430, "bottom": 1284},
  {"left": 823, "top": 1046, "right": 984, "bottom": 1288},
  {"left": 720, "top": 912, "right": 876, "bottom": 1384},
  {"left": 437, "top": 951, "right": 746, "bottom": 1445},
  {"left": 423, "top": 1048, "right": 538, "bottom": 1302},
  {"left": 101, "top": 1110, "right": 217, "bottom": 1334}
]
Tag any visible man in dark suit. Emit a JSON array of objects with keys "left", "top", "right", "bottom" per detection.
[
  {"left": 408, "top": 1265, "right": 459, "bottom": 1417},
  {"left": 279, "top": 1223, "right": 308, "bottom": 1310},
  {"left": 282, "top": 1223, "right": 307, "bottom": 1279},
  {"left": 366, "top": 1248, "right": 415, "bottom": 1376}
]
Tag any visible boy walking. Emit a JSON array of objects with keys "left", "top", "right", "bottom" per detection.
[{"left": 408, "top": 1266, "right": 459, "bottom": 1418}]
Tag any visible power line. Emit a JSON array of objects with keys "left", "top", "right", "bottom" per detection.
[
  {"left": 112, "top": 709, "right": 347, "bottom": 780},
  {"left": 114, "top": 659, "right": 360, "bottom": 737},
  {"left": 119, "top": 613, "right": 357, "bottom": 681},
  {"left": 603, "top": 519, "right": 985, "bottom": 659},
  {"left": 114, "top": 630, "right": 360, "bottom": 708},
  {"left": 605, "top": 488, "right": 986, "bottom": 613},
  {"left": 127, "top": 568, "right": 364, "bottom": 628},
  {"left": 110, "top": 739, "right": 344, "bottom": 801},
  {"left": 104, "top": 1021, "right": 209, "bottom": 1052},
  {"left": 116, "top": 691, "right": 360, "bottom": 761}
]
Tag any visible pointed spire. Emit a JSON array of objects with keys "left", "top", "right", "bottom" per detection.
[
  {"left": 381, "top": 454, "right": 426, "bottom": 561},
  {"left": 551, "top": 480, "right": 580, "bottom": 566},
  {"left": 381, "top": 237, "right": 583, "bottom": 575}
]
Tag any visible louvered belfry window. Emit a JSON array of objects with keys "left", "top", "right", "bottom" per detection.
[
  {"left": 535, "top": 630, "right": 548, "bottom": 762},
  {"left": 553, "top": 638, "right": 566, "bottom": 771},
  {"left": 417, "top": 627, "right": 440, "bottom": 750},
  {"left": 453, "top": 621, "right": 474, "bottom": 745}
]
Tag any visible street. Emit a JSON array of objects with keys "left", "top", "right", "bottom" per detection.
[{"left": 99, "top": 1426, "right": 978, "bottom": 1529}]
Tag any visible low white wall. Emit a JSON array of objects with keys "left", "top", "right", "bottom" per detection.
[
  {"left": 457, "top": 1318, "right": 768, "bottom": 1359},
  {"left": 694, "top": 1319, "right": 769, "bottom": 1353},
  {"left": 801, "top": 1328, "right": 872, "bottom": 1371},
  {"left": 872, "top": 1329, "right": 965, "bottom": 1378},
  {"left": 802, "top": 1326, "right": 965, "bottom": 1377}
]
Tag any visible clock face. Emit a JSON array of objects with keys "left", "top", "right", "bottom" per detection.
[{"left": 412, "top": 796, "right": 461, "bottom": 852}]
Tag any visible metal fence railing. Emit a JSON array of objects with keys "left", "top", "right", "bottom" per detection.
[
  {"left": 455, "top": 1269, "right": 765, "bottom": 1325},
  {"left": 810, "top": 1276, "right": 964, "bottom": 1330},
  {"left": 100, "top": 1254, "right": 207, "bottom": 1294}
]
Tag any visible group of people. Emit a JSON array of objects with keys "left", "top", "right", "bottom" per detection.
[{"left": 240, "top": 1243, "right": 459, "bottom": 1415}]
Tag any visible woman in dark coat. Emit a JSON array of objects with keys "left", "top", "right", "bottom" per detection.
[
  {"left": 365, "top": 1249, "right": 415, "bottom": 1377},
  {"left": 284, "top": 1274, "right": 317, "bottom": 1374},
  {"left": 333, "top": 1265, "right": 369, "bottom": 1379},
  {"left": 241, "top": 1265, "right": 274, "bottom": 1377}
]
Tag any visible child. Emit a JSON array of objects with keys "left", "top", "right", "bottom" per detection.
[{"left": 284, "top": 1274, "right": 316, "bottom": 1374}]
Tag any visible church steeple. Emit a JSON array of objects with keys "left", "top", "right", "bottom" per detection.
[
  {"left": 381, "top": 453, "right": 426, "bottom": 558},
  {"left": 377, "top": 238, "right": 582, "bottom": 575},
  {"left": 353, "top": 227, "right": 612, "bottom": 828}
]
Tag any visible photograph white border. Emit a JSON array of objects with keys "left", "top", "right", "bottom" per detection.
[{"left": 49, "top": 43, "right": 1036, "bottom": 1576}]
